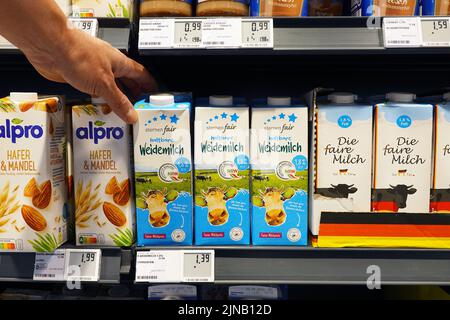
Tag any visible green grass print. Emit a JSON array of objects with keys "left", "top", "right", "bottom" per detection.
[
  {"left": 251, "top": 169, "right": 308, "bottom": 196},
  {"left": 194, "top": 170, "right": 250, "bottom": 194}
]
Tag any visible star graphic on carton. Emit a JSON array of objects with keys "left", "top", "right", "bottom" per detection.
[
  {"left": 279, "top": 113, "right": 285, "bottom": 119},
  {"left": 272, "top": 116, "right": 276, "bottom": 120},
  {"left": 153, "top": 117, "right": 157, "bottom": 121},
  {"left": 288, "top": 113, "right": 297, "bottom": 123},
  {"left": 221, "top": 112, "right": 228, "bottom": 119},
  {"left": 170, "top": 114, "right": 179, "bottom": 124},
  {"left": 160, "top": 114, "right": 167, "bottom": 120},
  {"left": 215, "top": 115, "right": 219, "bottom": 120},
  {"left": 230, "top": 113, "right": 239, "bottom": 122}
]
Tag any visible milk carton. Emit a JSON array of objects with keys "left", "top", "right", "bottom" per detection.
[
  {"left": 72, "top": 0, "right": 132, "bottom": 17},
  {"left": 373, "top": 93, "right": 433, "bottom": 213},
  {"left": 134, "top": 94, "right": 193, "bottom": 245},
  {"left": 194, "top": 96, "right": 250, "bottom": 245},
  {"left": 251, "top": 97, "right": 308, "bottom": 245},
  {"left": 72, "top": 98, "right": 134, "bottom": 246},
  {"left": 431, "top": 93, "right": 450, "bottom": 212},
  {"left": 310, "top": 93, "right": 373, "bottom": 237},
  {"left": 0, "top": 92, "right": 67, "bottom": 252}
]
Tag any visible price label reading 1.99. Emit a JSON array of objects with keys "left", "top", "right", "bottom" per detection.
[
  {"left": 421, "top": 18, "right": 450, "bottom": 47},
  {"left": 69, "top": 18, "right": 98, "bottom": 37},
  {"left": 242, "top": 18, "right": 273, "bottom": 48},
  {"left": 65, "top": 249, "right": 101, "bottom": 282},
  {"left": 174, "top": 20, "right": 204, "bottom": 48}
]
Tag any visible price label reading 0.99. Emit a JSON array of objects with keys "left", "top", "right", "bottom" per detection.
[
  {"left": 69, "top": 18, "right": 98, "bottom": 37},
  {"left": 174, "top": 20, "right": 203, "bottom": 48},
  {"left": 241, "top": 18, "right": 273, "bottom": 48},
  {"left": 421, "top": 18, "right": 450, "bottom": 47}
]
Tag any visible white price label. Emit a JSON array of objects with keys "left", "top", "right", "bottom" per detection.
[
  {"left": 421, "top": 18, "right": 450, "bottom": 47},
  {"left": 136, "top": 251, "right": 183, "bottom": 283},
  {"left": 139, "top": 19, "right": 174, "bottom": 49},
  {"left": 69, "top": 18, "right": 98, "bottom": 37},
  {"left": 174, "top": 20, "right": 203, "bottom": 48},
  {"left": 182, "top": 250, "right": 214, "bottom": 283},
  {"left": 242, "top": 19, "right": 274, "bottom": 48},
  {"left": 65, "top": 249, "right": 101, "bottom": 282},
  {"left": 33, "top": 250, "right": 66, "bottom": 281},
  {"left": 383, "top": 17, "right": 422, "bottom": 48},
  {"left": 202, "top": 18, "right": 242, "bottom": 48}
]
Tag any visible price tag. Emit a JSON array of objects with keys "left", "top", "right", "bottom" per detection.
[
  {"left": 69, "top": 18, "right": 98, "bottom": 37},
  {"left": 182, "top": 250, "right": 214, "bottom": 283},
  {"left": 202, "top": 18, "right": 242, "bottom": 48},
  {"left": 65, "top": 249, "right": 101, "bottom": 282},
  {"left": 33, "top": 249, "right": 66, "bottom": 281},
  {"left": 135, "top": 251, "right": 183, "bottom": 283},
  {"left": 421, "top": 18, "right": 450, "bottom": 47},
  {"left": 139, "top": 19, "right": 174, "bottom": 49},
  {"left": 174, "top": 19, "right": 204, "bottom": 48},
  {"left": 383, "top": 17, "right": 422, "bottom": 48},
  {"left": 241, "top": 18, "right": 274, "bottom": 48}
]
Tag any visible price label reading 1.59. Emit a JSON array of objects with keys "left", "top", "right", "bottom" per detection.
[
  {"left": 174, "top": 20, "right": 203, "bottom": 48},
  {"left": 69, "top": 18, "right": 98, "bottom": 37},
  {"left": 242, "top": 18, "right": 273, "bottom": 48},
  {"left": 421, "top": 18, "right": 450, "bottom": 47}
]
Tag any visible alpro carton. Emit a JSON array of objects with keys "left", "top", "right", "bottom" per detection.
[
  {"left": 251, "top": 97, "right": 308, "bottom": 246},
  {"left": 72, "top": 98, "right": 134, "bottom": 246},
  {"left": 431, "top": 93, "right": 450, "bottom": 212},
  {"left": 310, "top": 93, "right": 372, "bottom": 237},
  {"left": 134, "top": 94, "right": 193, "bottom": 245},
  {"left": 373, "top": 93, "right": 433, "bottom": 213},
  {"left": 194, "top": 96, "right": 250, "bottom": 245},
  {"left": 0, "top": 92, "right": 67, "bottom": 252}
]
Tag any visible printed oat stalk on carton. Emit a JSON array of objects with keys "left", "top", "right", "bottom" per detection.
[
  {"left": 75, "top": 180, "right": 102, "bottom": 228},
  {"left": 141, "top": 188, "right": 179, "bottom": 228},
  {"left": 0, "top": 181, "right": 20, "bottom": 233},
  {"left": 195, "top": 186, "right": 238, "bottom": 226}
]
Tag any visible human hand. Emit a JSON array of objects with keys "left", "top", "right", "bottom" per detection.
[{"left": 24, "top": 28, "right": 157, "bottom": 123}]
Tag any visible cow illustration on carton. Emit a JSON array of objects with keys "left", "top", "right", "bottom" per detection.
[
  {"left": 141, "top": 188, "right": 179, "bottom": 228},
  {"left": 253, "top": 187, "right": 296, "bottom": 226},
  {"left": 316, "top": 184, "right": 358, "bottom": 199},
  {"left": 195, "top": 187, "right": 238, "bottom": 226},
  {"left": 372, "top": 184, "right": 417, "bottom": 212}
]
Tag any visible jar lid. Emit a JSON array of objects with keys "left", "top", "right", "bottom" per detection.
[
  {"left": 267, "top": 97, "right": 291, "bottom": 106},
  {"left": 386, "top": 92, "right": 416, "bottom": 103},
  {"left": 10, "top": 92, "right": 38, "bottom": 102},
  {"left": 150, "top": 94, "right": 175, "bottom": 106},
  {"left": 209, "top": 95, "right": 233, "bottom": 106}
]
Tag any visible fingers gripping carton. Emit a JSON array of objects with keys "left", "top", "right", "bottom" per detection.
[
  {"left": 194, "top": 96, "right": 250, "bottom": 245},
  {"left": 134, "top": 94, "right": 193, "bottom": 245},
  {"left": 373, "top": 93, "right": 433, "bottom": 213},
  {"left": 0, "top": 93, "right": 67, "bottom": 252},
  {"left": 72, "top": 98, "right": 135, "bottom": 246},
  {"left": 251, "top": 97, "right": 309, "bottom": 245}
]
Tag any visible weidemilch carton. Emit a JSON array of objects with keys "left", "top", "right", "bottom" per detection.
[
  {"left": 431, "top": 93, "right": 450, "bottom": 212},
  {"left": 0, "top": 92, "right": 67, "bottom": 252},
  {"left": 251, "top": 97, "right": 308, "bottom": 245},
  {"left": 373, "top": 93, "right": 433, "bottom": 213},
  {"left": 134, "top": 94, "right": 193, "bottom": 245},
  {"left": 72, "top": 98, "right": 135, "bottom": 246},
  {"left": 194, "top": 96, "right": 250, "bottom": 245},
  {"left": 310, "top": 93, "right": 373, "bottom": 237}
]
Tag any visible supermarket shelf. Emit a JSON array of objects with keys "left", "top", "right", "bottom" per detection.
[
  {"left": 0, "top": 246, "right": 131, "bottom": 284},
  {"left": 136, "top": 246, "right": 450, "bottom": 285}
]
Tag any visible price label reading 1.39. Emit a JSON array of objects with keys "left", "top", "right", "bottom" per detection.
[
  {"left": 241, "top": 18, "right": 274, "bottom": 48},
  {"left": 69, "top": 18, "right": 98, "bottom": 37},
  {"left": 174, "top": 20, "right": 203, "bottom": 48},
  {"left": 183, "top": 250, "right": 215, "bottom": 283},
  {"left": 421, "top": 18, "right": 450, "bottom": 47},
  {"left": 65, "top": 249, "right": 101, "bottom": 282}
]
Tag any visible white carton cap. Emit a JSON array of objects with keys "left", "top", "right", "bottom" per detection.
[
  {"left": 150, "top": 94, "right": 175, "bottom": 106},
  {"left": 91, "top": 96, "right": 106, "bottom": 104},
  {"left": 209, "top": 95, "right": 233, "bottom": 106},
  {"left": 267, "top": 97, "right": 291, "bottom": 106},
  {"left": 443, "top": 92, "right": 450, "bottom": 101},
  {"left": 10, "top": 92, "right": 38, "bottom": 102},
  {"left": 328, "top": 92, "right": 357, "bottom": 104},
  {"left": 386, "top": 92, "right": 415, "bottom": 103}
]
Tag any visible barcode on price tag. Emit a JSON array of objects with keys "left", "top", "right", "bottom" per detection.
[
  {"left": 139, "top": 19, "right": 174, "bottom": 49},
  {"left": 241, "top": 19, "right": 273, "bottom": 48},
  {"left": 33, "top": 249, "right": 66, "bottom": 281},
  {"left": 174, "top": 19, "right": 204, "bottom": 48},
  {"left": 202, "top": 18, "right": 242, "bottom": 48},
  {"left": 135, "top": 251, "right": 183, "bottom": 283},
  {"left": 383, "top": 17, "right": 422, "bottom": 48},
  {"left": 421, "top": 18, "right": 450, "bottom": 47},
  {"left": 65, "top": 249, "right": 101, "bottom": 282},
  {"left": 69, "top": 18, "right": 98, "bottom": 37}
]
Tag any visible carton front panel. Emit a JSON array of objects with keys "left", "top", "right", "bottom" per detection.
[
  {"left": 194, "top": 107, "right": 250, "bottom": 245},
  {"left": 251, "top": 107, "right": 308, "bottom": 245},
  {"left": 373, "top": 105, "right": 433, "bottom": 213},
  {"left": 134, "top": 108, "right": 192, "bottom": 245}
]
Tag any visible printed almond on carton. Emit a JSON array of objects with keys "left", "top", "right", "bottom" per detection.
[
  {"left": 373, "top": 93, "right": 433, "bottom": 213},
  {"left": 133, "top": 94, "right": 193, "bottom": 245},
  {"left": 72, "top": 98, "right": 135, "bottom": 246},
  {"left": 251, "top": 97, "right": 308, "bottom": 246},
  {"left": 194, "top": 96, "right": 250, "bottom": 245},
  {"left": 0, "top": 92, "right": 67, "bottom": 252}
]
